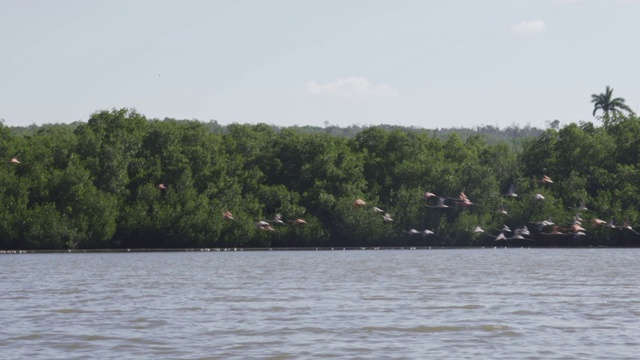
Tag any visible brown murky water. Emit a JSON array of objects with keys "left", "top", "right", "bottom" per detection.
[{"left": 2, "top": 248, "right": 639, "bottom": 359}]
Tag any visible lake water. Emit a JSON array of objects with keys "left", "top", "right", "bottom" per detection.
[{"left": 1, "top": 248, "right": 639, "bottom": 359}]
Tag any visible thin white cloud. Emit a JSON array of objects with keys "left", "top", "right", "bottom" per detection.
[
  {"left": 305, "top": 77, "right": 399, "bottom": 98},
  {"left": 510, "top": 20, "right": 546, "bottom": 34}
]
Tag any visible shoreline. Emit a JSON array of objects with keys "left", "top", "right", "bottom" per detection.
[{"left": 0, "top": 245, "right": 627, "bottom": 254}]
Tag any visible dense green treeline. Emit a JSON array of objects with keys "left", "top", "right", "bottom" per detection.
[
  {"left": 8, "top": 118, "right": 543, "bottom": 146},
  {"left": 1, "top": 108, "right": 639, "bottom": 250}
]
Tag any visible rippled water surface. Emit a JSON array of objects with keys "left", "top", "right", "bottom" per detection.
[{"left": 2, "top": 248, "right": 640, "bottom": 359}]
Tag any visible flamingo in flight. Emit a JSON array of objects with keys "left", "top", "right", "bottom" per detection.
[
  {"left": 423, "top": 192, "right": 437, "bottom": 200},
  {"left": 541, "top": 175, "right": 553, "bottom": 184},
  {"left": 619, "top": 220, "right": 640, "bottom": 235},
  {"left": 570, "top": 202, "right": 589, "bottom": 212},
  {"left": 403, "top": 229, "right": 436, "bottom": 237},
  {"left": 516, "top": 226, "right": 530, "bottom": 236},
  {"left": 223, "top": 211, "right": 235, "bottom": 221},
  {"left": 509, "top": 227, "right": 533, "bottom": 241},
  {"left": 531, "top": 218, "right": 554, "bottom": 231},
  {"left": 420, "top": 229, "right": 437, "bottom": 237},
  {"left": 541, "top": 226, "right": 567, "bottom": 236},
  {"left": 426, "top": 197, "right": 450, "bottom": 208},
  {"left": 567, "top": 223, "right": 586, "bottom": 233},
  {"left": 497, "top": 206, "right": 509, "bottom": 216},
  {"left": 490, "top": 232, "right": 508, "bottom": 242},
  {"left": 354, "top": 199, "right": 367, "bottom": 209},
  {"left": 266, "top": 213, "right": 285, "bottom": 225},
  {"left": 452, "top": 192, "right": 475, "bottom": 207},
  {"left": 501, "top": 184, "right": 518, "bottom": 198},
  {"left": 290, "top": 218, "right": 307, "bottom": 225},
  {"left": 573, "top": 214, "right": 584, "bottom": 223},
  {"left": 590, "top": 218, "right": 607, "bottom": 229},
  {"left": 572, "top": 231, "right": 588, "bottom": 239},
  {"left": 255, "top": 221, "right": 275, "bottom": 231}
]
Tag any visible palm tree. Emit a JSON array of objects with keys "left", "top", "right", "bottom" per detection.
[{"left": 591, "top": 86, "right": 635, "bottom": 124}]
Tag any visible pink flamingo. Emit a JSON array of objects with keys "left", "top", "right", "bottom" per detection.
[
  {"left": 423, "top": 192, "right": 437, "bottom": 200},
  {"left": 590, "top": 218, "right": 606, "bottom": 229},
  {"left": 223, "top": 211, "right": 235, "bottom": 221},
  {"left": 353, "top": 199, "right": 367, "bottom": 209},
  {"left": 290, "top": 218, "right": 307, "bottom": 225},
  {"left": 566, "top": 223, "right": 586, "bottom": 233},
  {"left": 541, "top": 226, "right": 566, "bottom": 236},
  {"left": 452, "top": 192, "right": 475, "bottom": 207}
]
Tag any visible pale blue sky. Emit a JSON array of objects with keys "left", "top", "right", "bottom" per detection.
[{"left": 1, "top": 0, "right": 638, "bottom": 129}]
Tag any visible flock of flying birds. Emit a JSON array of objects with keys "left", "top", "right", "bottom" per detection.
[
  {"left": 398, "top": 174, "right": 640, "bottom": 243},
  {"left": 216, "top": 174, "right": 640, "bottom": 244},
  {"left": 222, "top": 210, "right": 307, "bottom": 232},
  {"left": 9, "top": 153, "right": 636, "bottom": 245},
  {"left": 154, "top": 170, "right": 640, "bottom": 244},
  {"left": 318, "top": 175, "right": 640, "bottom": 243}
]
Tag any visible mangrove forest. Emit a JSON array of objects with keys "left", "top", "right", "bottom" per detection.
[{"left": 2, "top": 102, "right": 640, "bottom": 250}]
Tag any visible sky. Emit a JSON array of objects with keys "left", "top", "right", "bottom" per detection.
[{"left": 1, "top": 0, "right": 639, "bottom": 129}]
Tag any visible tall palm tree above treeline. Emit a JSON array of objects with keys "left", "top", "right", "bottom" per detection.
[{"left": 591, "top": 85, "right": 635, "bottom": 125}]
